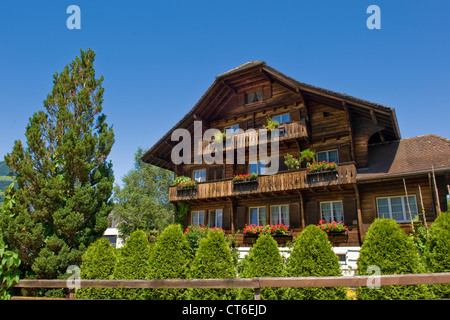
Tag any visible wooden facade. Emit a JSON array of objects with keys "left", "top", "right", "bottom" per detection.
[{"left": 143, "top": 61, "right": 450, "bottom": 247}]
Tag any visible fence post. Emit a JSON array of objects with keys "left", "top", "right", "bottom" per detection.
[{"left": 253, "top": 278, "right": 261, "bottom": 300}]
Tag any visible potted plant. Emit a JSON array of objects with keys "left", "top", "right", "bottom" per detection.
[
  {"left": 263, "top": 117, "right": 279, "bottom": 139},
  {"left": 299, "top": 148, "right": 316, "bottom": 165},
  {"left": 284, "top": 153, "right": 300, "bottom": 170},
  {"left": 213, "top": 131, "right": 227, "bottom": 146},
  {"left": 317, "top": 220, "right": 347, "bottom": 234},
  {"left": 173, "top": 175, "right": 196, "bottom": 196},
  {"left": 232, "top": 173, "right": 258, "bottom": 183}
]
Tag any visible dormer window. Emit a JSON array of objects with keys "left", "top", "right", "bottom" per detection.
[{"left": 245, "top": 90, "right": 263, "bottom": 104}]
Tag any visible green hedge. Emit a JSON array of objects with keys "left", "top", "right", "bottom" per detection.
[
  {"left": 284, "top": 225, "right": 348, "bottom": 300},
  {"left": 148, "top": 224, "right": 191, "bottom": 299},
  {"left": 425, "top": 212, "right": 450, "bottom": 298},
  {"left": 112, "top": 230, "right": 153, "bottom": 300},
  {"left": 188, "top": 230, "right": 237, "bottom": 300},
  {"left": 356, "top": 218, "right": 432, "bottom": 299},
  {"left": 238, "top": 234, "right": 285, "bottom": 300},
  {"left": 75, "top": 238, "right": 117, "bottom": 299}
]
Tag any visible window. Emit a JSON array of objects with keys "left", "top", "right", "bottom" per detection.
[
  {"left": 208, "top": 209, "right": 223, "bottom": 229},
  {"left": 245, "top": 90, "right": 263, "bottom": 104},
  {"left": 320, "top": 201, "right": 344, "bottom": 223},
  {"left": 270, "top": 205, "right": 289, "bottom": 226},
  {"left": 224, "top": 125, "right": 239, "bottom": 147},
  {"left": 249, "top": 160, "right": 266, "bottom": 175},
  {"left": 376, "top": 196, "right": 418, "bottom": 222},
  {"left": 193, "top": 169, "right": 206, "bottom": 182},
  {"left": 317, "top": 150, "right": 339, "bottom": 163},
  {"left": 224, "top": 125, "right": 239, "bottom": 135},
  {"left": 103, "top": 235, "right": 117, "bottom": 248},
  {"left": 272, "top": 113, "right": 290, "bottom": 125},
  {"left": 192, "top": 210, "right": 205, "bottom": 226},
  {"left": 249, "top": 207, "right": 266, "bottom": 226}
]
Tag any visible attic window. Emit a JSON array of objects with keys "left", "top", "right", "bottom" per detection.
[{"left": 245, "top": 90, "right": 263, "bottom": 104}]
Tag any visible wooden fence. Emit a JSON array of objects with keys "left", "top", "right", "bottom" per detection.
[{"left": 11, "top": 272, "right": 450, "bottom": 300}]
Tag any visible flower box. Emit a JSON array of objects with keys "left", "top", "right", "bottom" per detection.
[
  {"left": 233, "top": 174, "right": 258, "bottom": 191},
  {"left": 306, "top": 169, "right": 338, "bottom": 183},
  {"left": 176, "top": 185, "right": 197, "bottom": 197}
]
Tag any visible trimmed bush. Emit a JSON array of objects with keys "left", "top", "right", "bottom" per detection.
[
  {"left": 284, "top": 225, "right": 348, "bottom": 300},
  {"left": 149, "top": 224, "right": 191, "bottom": 300},
  {"left": 238, "top": 234, "right": 285, "bottom": 300},
  {"left": 112, "top": 230, "right": 153, "bottom": 300},
  {"left": 75, "top": 238, "right": 117, "bottom": 299},
  {"left": 425, "top": 212, "right": 450, "bottom": 298},
  {"left": 188, "top": 230, "right": 237, "bottom": 300},
  {"left": 356, "top": 218, "right": 432, "bottom": 300}
]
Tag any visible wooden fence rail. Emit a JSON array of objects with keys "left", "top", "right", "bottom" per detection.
[{"left": 11, "top": 272, "right": 450, "bottom": 300}]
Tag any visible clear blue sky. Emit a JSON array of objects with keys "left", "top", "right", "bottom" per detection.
[{"left": 1, "top": 1, "right": 449, "bottom": 184}]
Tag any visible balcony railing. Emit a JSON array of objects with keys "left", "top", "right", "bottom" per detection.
[
  {"left": 169, "top": 162, "right": 357, "bottom": 202},
  {"left": 198, "top": 120, "right": 308, "bottom": 155}
]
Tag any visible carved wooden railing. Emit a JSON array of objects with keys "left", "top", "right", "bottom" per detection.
[
  {"left": 198, "top": 120, "right": 308, "bottom": 155},
  {"left": 169, "top": 162, "right": 357, "bottom": 202}
]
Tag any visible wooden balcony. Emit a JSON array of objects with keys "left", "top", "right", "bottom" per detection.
[
  {"left": 169, "top": 162, "right": 357, "bottom": 202},
  {"left": 198, "top": 120, "right": 308, "bottom": 155}
]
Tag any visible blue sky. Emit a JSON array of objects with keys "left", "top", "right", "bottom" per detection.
[{"left": 1, "top": 1, "right": 449, "bottom": 184}]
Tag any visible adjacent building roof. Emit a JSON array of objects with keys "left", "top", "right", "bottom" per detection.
[{"left": 357, "top": 134, "right": 450, "bottom": 181}]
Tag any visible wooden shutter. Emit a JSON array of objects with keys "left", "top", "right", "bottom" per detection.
[
  {"left": 339, "top": 145, "right": 352, "bottom": 163},
  {"left": 289, "top": 203, "right": 300, "bottom": 228},
  {"left": 290, "top": 109, "right": 300, "bottom": 122},
  {"left": 343, "top": 198, "right": 357, "bottom": 225},
  {"left": 222, "top": 207, "right": 231, "bottom": 230},
  {"left": 238, "top": 93, "right": 245, "bottom": 106},
  {"left": 262, "top": 85, "right": 272, "bottom": 100},
  {"left": 279, "top": 156, "right": 288, "bottom": 172},
  {"left": 236, "top": 206, "right": 247, "bottom": 230},
  {"left": 305, "top": 201, "right": 319, "bottom": 226}
]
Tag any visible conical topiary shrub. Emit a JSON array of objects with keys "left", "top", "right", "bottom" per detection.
[
  {"left": 425, "top": 212, "right": 450, "bottom": 298},
  {"left": 284, "top": 225, "right": 348, "bottom": 300},
  {"left": 74, "top": 238, "right": 117, "bottom": 299},
  {"left": 356, "top": 218, "right": 432, "bottom": 300},
  {"left": 188, "top": 230, "right": 237, "bottom": 300},
  {"left": 148, "top": 224, "right": 191, "bottom": 300},
  {"left": 112, "top": 230, "right": 153, "bottom": 300},
  {"left": 238, "top": 234, "right": 285, "bottom": 300}
]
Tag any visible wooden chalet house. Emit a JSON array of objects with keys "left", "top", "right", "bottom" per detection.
[{"left": 142, "top": 61, "right": 450, "bottom": 251}]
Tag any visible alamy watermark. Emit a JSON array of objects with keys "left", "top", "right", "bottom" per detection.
[{"left": 171, "top": 120, "right": 280, "bottom": 175}]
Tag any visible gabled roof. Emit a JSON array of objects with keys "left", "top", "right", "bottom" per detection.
[
  {"left": 142, "top": 61, "right": 401, "bottom": 169},
  {"left": 357, "top": 134, "right": 450, "bottom": 181}
]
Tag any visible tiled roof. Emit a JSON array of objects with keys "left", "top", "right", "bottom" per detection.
[{"left": 357, "top": 134, "right": 450, "bottom": 181}]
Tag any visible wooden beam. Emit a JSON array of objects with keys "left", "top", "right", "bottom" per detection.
[
  {"left": 370, "top": 109, "right": 378, "bottom": 125},
  {"left": 343, "top": 102, "right": 356, "bottom": 162},
  {"left": 298, "top": 190, "right": 306, "bottom": 230},
  {"left": 353, "top": 184, "right": 364, "bottom": 243}
]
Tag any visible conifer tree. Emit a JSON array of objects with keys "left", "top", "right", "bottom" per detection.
[
  {"left": 284, "top": 225, "right": 348, "bottom": 300},
  {"left": 238, "top": 234, "right": 285, "bottom": 300},
  {"left": 356, "top": 218, "right": 432, "bottom": 299},
  {"left": 148, "top": 224, "right": 191, "bottom": 299},
  {"left": 113, "top": 230, "right": 153, "bottom": 300},
  {"left": 0, "top": 49, "right": 114, "bottom": 287},
  {"left": 189, "top": 230, "right": 236, "bottom": 300}
]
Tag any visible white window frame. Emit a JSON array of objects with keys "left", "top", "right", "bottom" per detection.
[
  {"left": 249, "top": 206, "right": 267, "bottom": 226},
  {"left": 208, "top": 209, "right": 223, "bottom": 229},
  {"left": 316, "top": 149, "right": 339, "bottom": 163},
  {"left": 270, "top": 204, "right": 290, "bottom": 226},
  {"left": 191, "top": 210, "right": 205, "bottom": 226},
  {"left": 376, "top": 195, "right": 418, "bottom": 222},
  {"left": 193, "top": 169, "right": 206, "bottom": 182},
  {"left": 224, "top": 124, "right": 239, "bottom": 135},
  {"left": 320, "top": 201, "right": 344, "bottom": 223}
]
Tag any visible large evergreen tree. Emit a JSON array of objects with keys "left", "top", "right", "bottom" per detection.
[
  {"left": 113, "top": 147, "right": 174, "bottom": 238},
  {"left": 0, "top": 49, "right": 114, "bottom": 285}
]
